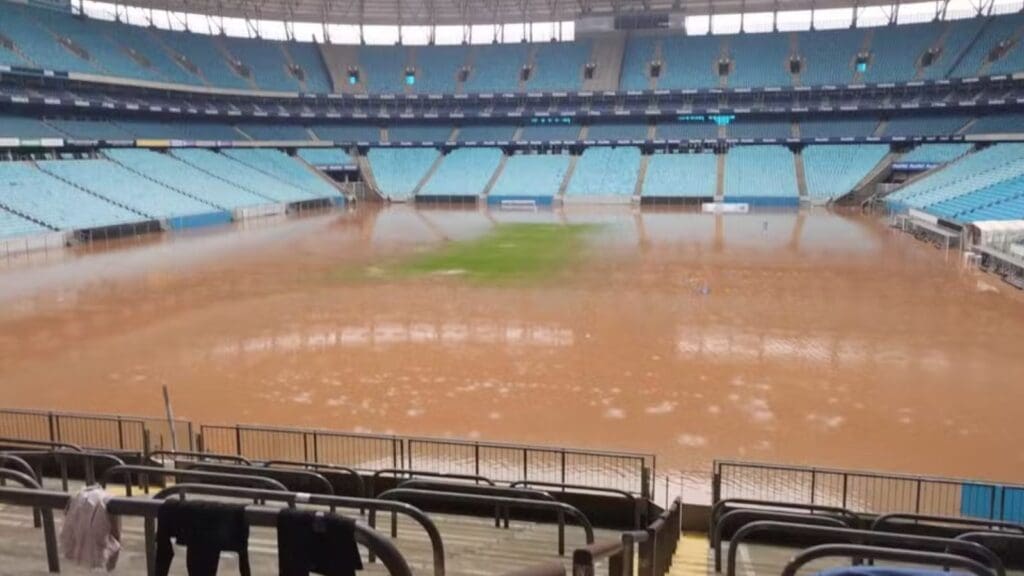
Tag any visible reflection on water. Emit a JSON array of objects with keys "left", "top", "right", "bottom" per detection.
[{"left": 1, "top": 204, "right": 1023, "bottom": 490}]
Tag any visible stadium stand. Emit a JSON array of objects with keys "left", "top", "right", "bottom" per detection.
[
  {"left": 419, "top": 148, "right": 504, "bottom": 197},
  {"left": 296, "top": 147, "right": 355, "bottom": 167},
  {"left": 115, "top": 120, "right": 245, "bottom": 141},
  {"left": 367, "top": 148, "right": 439, "bottom": 200},
  {"left": 489, "top": 153, "right": 570, "bottom": 199},
  {"left": 169, "top": 148, "right": 318, "bottom": 203},
  {"left": 951, "top": 12, "right": 1024, "bottom": 77},
  {"left": 585, "top": 123, "right": 649, "bottom": 141},
  {"left": 0, "top": 207, "right": 48, "bottom": 237},
  {"left": 862, "top": 22, "right": 944, "bottom": 84},
  {"left": 110, "top": 24, "right": 201, "bottom": 85},
  {"left": 968, "top": 113, "right": 1024, "bottom": 135},
  {"left": 220, "top": 36, "right": 301, "bottom": 92},
  {"left": 803, "top": 144, "right": 889, "bottom": 201},
  {"left": 38, "top": 13, "right": 160, "bottom": 81},
  {"left": 900, "top": 143, "right": 973, "bottom": 164},
  {"left": 921, "top": 17, "right": 988, "bottom": 79},
  {"left": 310, "top": 124, "right": 382, "bottom": 142},
  {"left": 794, "top": 28, "right": 863, "bottom": 86},
  {"left": 0, "top": 161, "right": 144, "bottom": 230},
  {"left": 151, "top": 28, "right": 251, "bottom": 90},
  {"left": 658, "top": 35, "right": 723, "bottom": 89},
  {"left": 411, "top": 45, "right": 469, "bottom": 93},
  {"left": 620, "top": 36, "right": 657, "bottom": 91},
  {"left": 359, "top": 46, "right": 410, "bottom": 93},
  {"left": 388, "top": 124, "right": 454, "bottom": 143},
  {"left": 727, "top": 119, "right": 794, "bottom": 140},
  {"left": 726, "top": 32, "right": 793, "bottom": 88},
  {"left": 223, "top": 148, "right": 344, "bottom": 200},
  {"left": 724, "top": 146, "right": 799, "bottom": 203},
  {"left": 656, "top": 121, "right": 721, "bottom": 141},
  {"left": 799, "top": 116, "right": 879, "bottom": 139},
  {"left": 456, "top": 125, "right": 518, "bottom": 142},
  {"left": 464, "top": 44, "right": 530, "bottom": 93},
  {"left": 38, "top": 158, "right": 223, "bottom": 221},
  {"left": 236, "top": 123, "right": 312, "bottom": 141},
  {"left": 641, "top": 152, "right": 718, "bottom": 198},
  {"left": 528, "top": 41, "right": 591, "bottom": 91},
  {"left": 519, "top": 123, "right": 581, "bottom": 142},
  {"left": 46, "top": 118, "right": 136, "bottom": 140},
  {"left": 104, "top": 148, "right": 274, "bottom": 210},
  {"left": 0, "top": 115, "right": 67, "bottom": 140},
  {"left": 284, "top": 42, "right": 332, "bottom": 93},
  {"left": 0, "top": 2, "right": 98, "bottom": 74},
  {"left": 565, "top": 147, "right": 642, "bottom": 197},
  {"left": 882, "top": 115, "right": 972, "bottom": 137}
]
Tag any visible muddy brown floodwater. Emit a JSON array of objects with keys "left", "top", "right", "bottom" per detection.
[{"left": 1, "top": 205, "right": 1023, "bottom": 492}]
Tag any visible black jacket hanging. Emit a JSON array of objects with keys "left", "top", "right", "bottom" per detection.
[
  {"left": 154, "top": 498, "right": 252, "bottom": 576},
  {"left": 277, "top": 508, "right": 363, "bottom": 576}
]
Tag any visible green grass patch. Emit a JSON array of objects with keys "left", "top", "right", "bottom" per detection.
[{"left": 396, "top": 223, "right": 594, "bottom": 283}]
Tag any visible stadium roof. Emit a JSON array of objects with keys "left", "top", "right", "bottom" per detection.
[{"left": 112, "top": 0, "right": 944, "bottom": 27}]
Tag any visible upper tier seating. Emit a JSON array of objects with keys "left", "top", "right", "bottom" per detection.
[
  {"left": 153, "top": 28, "right": 250, "bottom": 90},
  {"left": 224, "top": 148, "right": 342, "bottom": 199},
  {"left": 295, "top": 148, "right": 354, "bottom": 167},
  {"left": 658, "top": 35, "right": 723, "bottom": 89},
  {"left": 920, "top": 18, "right": 987, "bottom": 79},
  {"left": 359, "top": 46, "right": 410, "bottom": 93},
  {"left": 107, "top": 25, "right": 201, "bottom": 85},
  {"left": 489, "top": 153, "right": 570, "bottom": 198},
  {"left": 951, "top": 12, "right": 1024, "bottom": 77},
  {"left": 585, "top": 123, "right": 649, "bottom": 141},
  {"left": 412, "top": 46, "right": 469, "bottom": 94},
  {"left": 115, "top": 120, "right": 244, "bottom": 141},
  {"left": 794, "top": 28, "right": 863, "bottom": 86},
  {"left": 862, "top": 22, "right": 944, "bottom": 84},
  {"left": 46, "top": 118, "right": 136, "bottom": 140},
  {"left": 456, "top": 125, "right": 518, "bottom": 142},
  {"left": 420, "top": 148, "right": 504, "bottom": 197},
  {"left": 220, "top": 36, "right": 301, "bottom": 92},
  {"left": 170, "top": 148, "right": 317, "bottom": 203},
  {"left": 0, "top": 115, "right": 67, "bottom": 139},
  {"left": 724, "top": 145, "right": 798, "bottom": 199},
  {"left": 0, "top": 208, "right": 48, "bottom": 238},
  {"left": 641, "top": 152, "right": 718, "bottom": 197},
  {"left": 566, "top": 147, "right": 641, "bottom": 197},
  {"left": 367, "top": 148, "right": 438, "bottom": 200},
  {"left": 284, "top": 42, "right": 332, "bottom": 93},
  {"left": 310, "top": 124, "right": 382, "bottom": 142},
  {"left": 803, "top": 144, "right": 889, "bottom": 201},
  {"left": 38, "top": 158, "right": 217, "bottom": 219},
  {"left": 39, "top": 12, "right": 161, "bottom": 81},
  {"left": 237, "top": 123, "right": 312, "bottom": 141},
  {"left": 388, "top": 125, "right": 453, "bottom": 143},
  {"left": 104, "top": 148, "right": 273, "bottom": 209},
  {"left": 655, "top": 121, "right": 720, "bottom": 141},
  {"left": 0, "top": 2, "right": 98, "bottom": 74},
  {"left": 519, "top": 123, "right": 581, "bottom": 141},
  {"left": 727, "top": 119, "right": 793, "bottom": 140},
  {"left": 882, "top": 115, "right": 971, "bottom": 137},
  {"left": 726, "top": 32, "right": 793, "bottom": 88},
  {"left": 900, "top": 143, "right": 973, "bottom": 164},
  {"left": 464, "top": 44, "right": 530, "bottom": 93},
  {"left": 968, "top": 113, "right": 1024, "bottom": 135},
  {"left": 799, "top": 116, "right": 879, "bottom": 139},
  {"left": 0, "top": 161, "right": 143, "bottom": 229},
  {"left": 621, "top": 36, "right": 657, "bottom": 90},
  {"left": 528, "top": 41, "right": 591, "bottom": 91}
]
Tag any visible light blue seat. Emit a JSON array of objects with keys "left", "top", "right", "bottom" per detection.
[
  {"left": 105, "top": 148, "right": 273, "bottom": 209},
  {"left": 154, "top": 29, "right": 249, "bottom": 90},
  {"left": 519, "top": 123, "right": 580, "bottom": 141},
  {"left": 920, "top": 18, "right": 987, "bottom": 79},
  {"left": 0, "top": 208, "right": 49, "bottom": 237},
  {"left": 727, "top": 119, "right": 792, "bottom": 140},
  {"left": 115, "top": 120, "right": 244, "bottom": 141},
  {"left": 420, "top": 148, "right": 503, "bottom": 197},
  {"left": 658, "top": 35, "right": 723, "bottom": 89},
  {"left": 311, "top": 124, "right": 381, "bottom": 142},
  {"left": 109, "top": 24, "right": 200, "bottom": 85},
  {"left": 586, "top": 124, "right": 649, "bottom": 141},
  {"left": 38, "top": 158, "right": 217, "bottom": 219},
  {"left": 724, "top": 146, "right": 798, "bottom": 200},
  {"left": 862, "top": 22, "right": 943, "bottom": 83},
  {"left": 47, "top": 119, "right": 135, "bottom": 140},
  {"left": 238, "top": 123, "right": 311, "bottom": 141},
  {"left": 285, "top": 42, "right": 332, "bottom": 93},
  {"left": 295, "top": 148, "right": 354, "bottom": 167},
  {"left": 950, "top": 13, "right": 1024, "bottom": 77},
  {"left": 489, "top": 153, "right": 570, "bottom": 198},
  {"left": 642, "top": 152, "right": 717, "bottom": 197},
  {"left": 221, "top": 36, "right": 300, "bottom": 91},
  {"left": 456, "top": 125, "right": 517, "bottom": 142},
  {"left": 367, "top": 148, "right": 438, "bottom": 200},
  {"left": 412, "top": 46, "right": 469, "bottom": 93},
  {"left": 388, "top": 125, "right": 453, "bottom": 143},
  {"left": 900, "top": 143, "right": 972, "bottom": 164},
  {"left": 803, "top": 144, "right": 889, "bottom": 201},
  {"left": 655, "top": 121, "right": 720, "bottom": 141},
  {"left": 224, "top": 148, "right": 342, "bottom": 199},
  {"left": 0, "top": 115, "right": 66, "bottom": 139},
  {"left": 620, "top": 36, "right": 657, "bottom": 90},
  {"left": 359, "top": 46, "right": 410, "bottom": 93},
  {"left": 726, "top": 32, "right": 792, "bottom": 88},
  {"left": 968, "top": 113, "right": 1024, "bottom": 135},
  {"left": 0, "top": 2, "right": 98, "bottom": 74},
  {"left": 464, "top": 44, "right": 530, "bottom": 93},
  {"left": 170, "top": 148, "right": 316, "bottom": 203},
  {"left": 883, "top": 115, "right": 971, "bottom": 137},
  {"left": 0, "top": 162, "right": 142, "bottom": 229},
  {"left": 566, "top": 147, "right": 641, "bottom": 196},
  {"left": 795, "top": 28, "right": 864, "bottom": 86},
  {"left": 800, "top": 117, "right": 879, "bottom": 139},
  {"left": 527, "top": 41, "right": 591, "bottom": 91}
]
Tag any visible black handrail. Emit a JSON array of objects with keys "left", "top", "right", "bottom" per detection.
[
  {"left": 510, "top": 480, "right": 641, "bottom": 528},
  {"left": 573, "top": 532, "right": 648, "bottom": 576},
  {"left": 396, "top": 478, "right": 558, "bottom": 535},
  {"left": 0, "top": 485, "right": 413, "bottom": 576},
  {"left": 780, "top": 544, "right": 996, "bottom": 576},
  {"left": 501, "top": 562, "right": 567, "bottom": 576},
  {"left": 871, "top": 513, "right": 1024, "bottom": 534},
  {"left": 710, "top": 498, "right": 860, "bottom": 536},
  {"left": 0, "top": 437, "right": 84, "bottom": 452},
  {"left": 260, "top": 459, "right": 366, "bottom": 499},
  {"left": 378, "top": 487, "right": 594, "bottom": 556},
  {"left": 0, "top": 453, "right": 40, "bottom": 483},
  {"left": 0, "top": 471, "right": 58, "bottom": 572},
  {"left": 640, "top": 498, "right": 682, "bottom": 576},
  {"left": 149, "top": 450, "right": 252, "bottom": 465},
  {"left": 101, "top": 464, "right": 288, "bottom": 495},
  {"left": 152, "top": 483, "right": 446, "bottom": 576},
  {"left": 180, "top": 461, "right": 334, "bottom": 495},
  {"left": 712, "top": 509, "right": 852, "bottom": 571},
  {"left": 726, "top": 521, "right": 1005, "bottom": 576},
  {"left": 3, "top": 449, "right": 127, "bottom": 489},
  {"left": 371, "top": 468, "right": 495, "bottom": 496}
]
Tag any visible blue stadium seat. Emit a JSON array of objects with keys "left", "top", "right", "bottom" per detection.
[
  {"left": 387, "top": 125, "right": 454, "bottom": 143},
  {"left": 900, "top": 143, "right": 972, "bottom": 164},
  {"left": 420, "top": 148, "right": 503, "bottom": 197},
  {"left": 642, "top": 152, "right": 718, "bottom": 198},
  {"left": 795, "top": 28, "right": 864, "bottom": 86},
  {"left": 0, "top": 115, "right": 68, "bottom": 139},
  {"left": 528, "top": 41, "right": 591, "bottom": 91},
  {"left": 237, "top": 123, "right": 312, "bottom": 141},
  {"left": 359, "top": 46, "right": 410, "bottom": 93},
  {"left": 153, "top": 28, "right": 250, "bottom": 90},
  {"left": 862, "top": 22, "right": 943, "bottom": 84},
  {"left": 803, "top": 144, "right": 889, "bottom": 201},
  {"left": 464, "top": 44, "right": 530, "bottom": 93},
  {"left": 519, "top": 123, "right": 580, "bottom": 141},
  {"left": 224, "top": 148, "right": 343, "bottom": 199},
  {"left": 0, "top": 207, "right": 49, "bottom": 238},
  {"left": 295, "top": 148, "right": 354, "bottom": 167},
  {"left": 412, "top": 45, "right": 469, "bottom": 94},
  {"left": 726, "top": 32, "right": 792, "bottom": 88},
  {"left": 367, "top": 148, "right": 439, "bottom": 200},
  {"left": 620, "top": 36, "right": 657, "bottom": 90},
  {"left": 585, "top": 123, "right": 649, "bottom": 141},
  {"left": 655, "top": 121, "right": 720, "bottom": 141},
  {"left": 284, "top": 42, "right": 332, "bottom": 93},
  {"left": 170, "top": 148, "right": 317, "bottom": 203},
  {"left": 221, "top": 36, "right": 301, "bottom": 91},
  {"left": 489, "top": 153, "right": 570, "bottom": 198},
  {"left": 727, "top": 119, "right": 793, "bottom": 140},
  {"left": 566, "top": 147, "right": 641, "bottom": 196},
  {"left": 658, "top": 35, "right": 723, "bottom": 89},
  {"left": 800, "top": 117, "right": 879, "bottom": 139},
  {"left": 724, "top": 146, "right": 798, "bottom": 201},
  {"left": 882, "top": 115, "right": 971, "bottom": 137},
  {"left": 456, "top": 125, "right": 517, "bottom": 142},
  {"left": 310, "top": 124, "right": 381, "bottom": 143}
]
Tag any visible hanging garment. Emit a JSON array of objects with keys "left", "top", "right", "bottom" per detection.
[
  {"left": 60, "top": 485, "right": 121, "bottom": 571},
  {"left": 277, "top": 508, "right": 363, "bottom": 576},
  {"left": 154, "top": 498, "right": 251, "bottom": 576}
]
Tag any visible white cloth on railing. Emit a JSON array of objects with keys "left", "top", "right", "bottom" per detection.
[{"left": 60, "top": 485, "right": 121, "bottom": 571}]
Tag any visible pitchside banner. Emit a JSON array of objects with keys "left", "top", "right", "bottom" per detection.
[{"left": 702, "top": 203, "right": 750, "bottom": 214}]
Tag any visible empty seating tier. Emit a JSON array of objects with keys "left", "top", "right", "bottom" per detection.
[
  {"left": 642, "top": 152, "right": 718, "bottom": 198},
  {"left": 223, "top": 148, "right": 344, "bottom": 200},
  {"left": 489, "top": 153, "right": 570, "bottom": 199},
  {"left": 724, "top": 146, "right": 799, "bottom": 203},
  {"left": 566, "top": 147, "right": 642, "bottom": 197},
  {"left": 803, "top": 144, "right": 889, "bottom": 201},
  {"left": 169, "top": 148, "right": 318, "bottom": 203},
  {"left": 367, "top": 148, "right": 439, "bottom": 201},
  {"left": 420, "top": 148, "right": 503, "bottom": 198}
]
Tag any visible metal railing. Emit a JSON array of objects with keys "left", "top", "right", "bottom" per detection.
[
  {"left": 713, "top": 459, "right": 1024, "bottom": 519},
  {"left": 198, "top": 423, "right": 403, "bottom": 470},
  {"left": 0, "top": 408, "right": 190, "bottom": 453},
  {"left": 100, "top": 464, "right": 289, "bottom": 496},
  {"left": 781, "top": 544, "right": 996, "bottom": 576}
]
